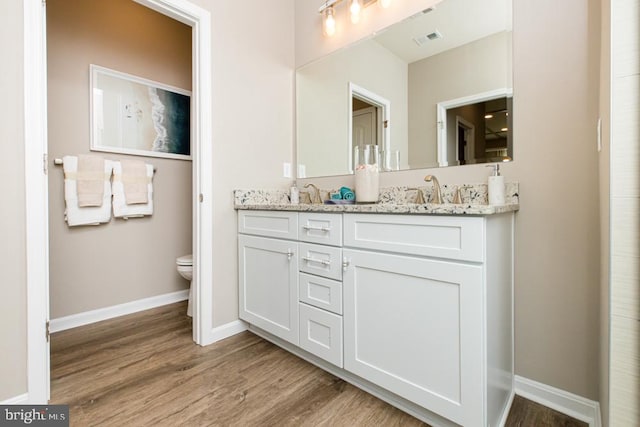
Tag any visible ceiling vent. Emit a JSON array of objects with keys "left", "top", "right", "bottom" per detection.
[{"left": 413, "top": 30, "right": 443, "bottom": 46}]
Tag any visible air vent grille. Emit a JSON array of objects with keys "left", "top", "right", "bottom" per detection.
[{"left": 413, "top": 30, "right": 443, "bottom": 46}]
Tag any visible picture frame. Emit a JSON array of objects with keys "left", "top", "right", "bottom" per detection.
[{"left": 90, "top": 64, "right": 192, "bottom": 160}]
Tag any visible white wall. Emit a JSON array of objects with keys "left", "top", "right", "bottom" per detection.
[
  {"left": 295, "top": 0, "right": 602, "bottom": 401},
  {"left": 0, "top": 0, "right": 27, "bottom": 402},
  {"left": 609, "top": 0, "right": 640, "bottom": 423}
]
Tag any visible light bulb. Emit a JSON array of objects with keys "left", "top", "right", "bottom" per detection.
[
  {"left": 323, "top": 6, "right": 336, "bottom": 36},
  {"left": 350, "top": 0, "right": 362, "bottom": 24},
  {"left": 379, "top": 0, "right": 392, "bottom": 8}
]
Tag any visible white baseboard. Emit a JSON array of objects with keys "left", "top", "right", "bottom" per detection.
[
  {"left": 200, "top": 320, "right": 248, "bottom": 346},
  {"left": 1, "top": 393, "right": 29, "bottom": 405},
  {"left": 498, "top": 389, "right": 516, "bottom": 427},
  {"left": 515, "top": 375, "right": 601, "bottom": 427},
  {"left": 50, "top": 290, "right": 189, "bottom": 333}
]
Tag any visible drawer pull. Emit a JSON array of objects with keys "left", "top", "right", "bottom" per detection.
[
  {"left": 303, "top": 225, "right": 331, "bottom": 233},
  {"left": 302, "top": 256, "right": 331, "bottom": 266},
  {"left": 342, "top": 257, "right": 350, "bottom": 271},
  {"left": 287, "top": 249, "right": 294, "bottom": 261}
]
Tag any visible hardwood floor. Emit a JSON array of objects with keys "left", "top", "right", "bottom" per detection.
[{"left": 50, "top": 302, "right": 588, "bottom": 427}]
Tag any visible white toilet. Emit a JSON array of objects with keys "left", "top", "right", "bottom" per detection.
[{"left": 176, "top": 254, "right": 193, "bottom": 317}]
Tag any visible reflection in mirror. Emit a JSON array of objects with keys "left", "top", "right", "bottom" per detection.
[
  {"left": 349, "top": 83, "right": 391, "bottom": 172},
  {"left": 436, "top": 90, "right": 513, "bottom": 167},
  {"left": 296, "top": 0, "right": 512, "bottom": 178}
]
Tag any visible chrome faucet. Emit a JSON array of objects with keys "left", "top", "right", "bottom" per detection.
[
  {"left": 424, "top": 175, "right": 443, "bottom": 204},
  {"left": 304, "top": 183, "right": 322, "bottom": 204}
]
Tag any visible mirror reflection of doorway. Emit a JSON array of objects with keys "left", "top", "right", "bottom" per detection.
[
  {"left": 352, "top": 98, "right": 381, "bottom": 153},
  {"left": 349, "top": 83, "right": 391, "bottom": 172}
]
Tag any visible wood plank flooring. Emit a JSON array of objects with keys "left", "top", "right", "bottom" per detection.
[{"left": 50, "top": 302, "right": 588, "bottom": 427}]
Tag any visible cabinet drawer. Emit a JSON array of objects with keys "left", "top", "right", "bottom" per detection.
[
  {"left": 299, "top": 303, "right": 343, "bottom": 368},
  {"left": 299, "top": 242, "right": 343, "bottom": 281},
  {"left": 344, "top": 214, "right": 484, "bottom": 262},
  {"left": 299, "top": 273, "right": 342, "bottom": 315},
  {"left": 299, "top": 213, "right": 343, "bottom": 247},
  {"left": 238, "top": 210, "right": 298, "bottom": 240}
]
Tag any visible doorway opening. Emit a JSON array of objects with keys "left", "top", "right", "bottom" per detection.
[
  {"left": 455, "top": 116, "right": 475, "bottom": 165},
  {"left": 24, "top": 0, "right": 213, "bottom": 403}
]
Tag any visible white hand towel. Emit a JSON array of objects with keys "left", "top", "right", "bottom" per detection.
[
  {"left": 77, "top": 154, "right": 105, "bottom": 207},
  {"left": 63, "top": 156, "right": 113, "bottom": 226},
  {"left": 112, "top": 161, "right": 154, "bottom": 219}
]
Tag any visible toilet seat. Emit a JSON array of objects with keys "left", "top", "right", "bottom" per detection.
[{"left": 176, "top": 254, "right": 192, "bottom": 266}]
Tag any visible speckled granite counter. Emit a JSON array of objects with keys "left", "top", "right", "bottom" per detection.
[{"left": 234, "top": 183, "right": 519, "bottom": 216}]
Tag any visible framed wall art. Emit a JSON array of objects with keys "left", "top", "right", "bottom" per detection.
[{"left": 90, "top": 64, "right": 191, "bottom": 160}]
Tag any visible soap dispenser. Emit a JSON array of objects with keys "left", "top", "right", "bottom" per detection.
[
  {"left": 486, "top": 164, "right": 505, "bottom": 205},
  {"left": 290, "top": 181, "right": 299, "bottom": 205}
]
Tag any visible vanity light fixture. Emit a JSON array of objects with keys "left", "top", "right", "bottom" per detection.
[
  {"left": 323, "top": 5, "right": 337, "bottom": 36},
  {"left": 319, "top": 0, "right": 383, "bottom": 36},
  {"left": 350, "top": 0, "right": 363, "bottom": 24}
]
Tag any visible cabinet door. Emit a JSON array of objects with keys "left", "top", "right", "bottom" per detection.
[
  {"left": 238, "top": 234, "right": 298, "bottom": 345},
  {"left": 343, "top": 249, "right": 483, "bottom": 426}
]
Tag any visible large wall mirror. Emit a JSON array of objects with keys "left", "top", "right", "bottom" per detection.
[{"left": 296, "top": 0, "right": 513, "bottom": 178}]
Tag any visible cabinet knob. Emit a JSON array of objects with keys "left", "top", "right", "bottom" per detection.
[
  {"left": 287, "top": 249, "right": 294, "bottom": 261},
  {"left": 342, "top": 257, "right": 350, "bottom": 271}
]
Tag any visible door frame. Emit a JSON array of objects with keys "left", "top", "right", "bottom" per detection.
[
  {"left": 348, "top": 82, "right": 390, "bottom": 173},
  {"left": 23, "top": 0, "right": 214, "bottom": 403}
]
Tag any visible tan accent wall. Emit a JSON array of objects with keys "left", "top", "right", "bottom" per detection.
[
  {"left": 609, "top": 0, "right": 640, "bottom": 423},
  {"left": 47, "top": 0, "right": 193, "bottom": 318},
  {"left": 0, "top": 0, "right": 28, "bottom": 402},
  {"left": 295, "top": 0, "right": 602, "bottom": 400}
]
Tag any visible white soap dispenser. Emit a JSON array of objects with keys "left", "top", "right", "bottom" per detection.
[
  {"left": 486, "top": 164, "right": 506, "bottom": 205},
  {"left": 290, "top": 181, "right": 299, "bottom": 205}
]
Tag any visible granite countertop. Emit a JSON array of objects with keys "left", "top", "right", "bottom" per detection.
[{"left": 234, "top": 184, "right": 519, "bottom": 216}]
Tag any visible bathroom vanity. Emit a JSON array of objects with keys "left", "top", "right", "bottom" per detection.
[{"left": 236, "top": 191, "right": 517, "bottom": 427}]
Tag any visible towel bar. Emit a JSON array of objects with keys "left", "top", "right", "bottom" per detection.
[{"left": 53, "top": 158, "right": 156, "bottom": 172}]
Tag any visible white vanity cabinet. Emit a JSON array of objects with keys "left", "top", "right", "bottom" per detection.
[
  {"left": 343, "top": 213, "right": 514, "bottom": 427},
  {"left": 238, "top": 211, "right": 299, "bottom": 345},
  {"left": 238, "top": 209, "right": 514, "bottom": 427}
]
